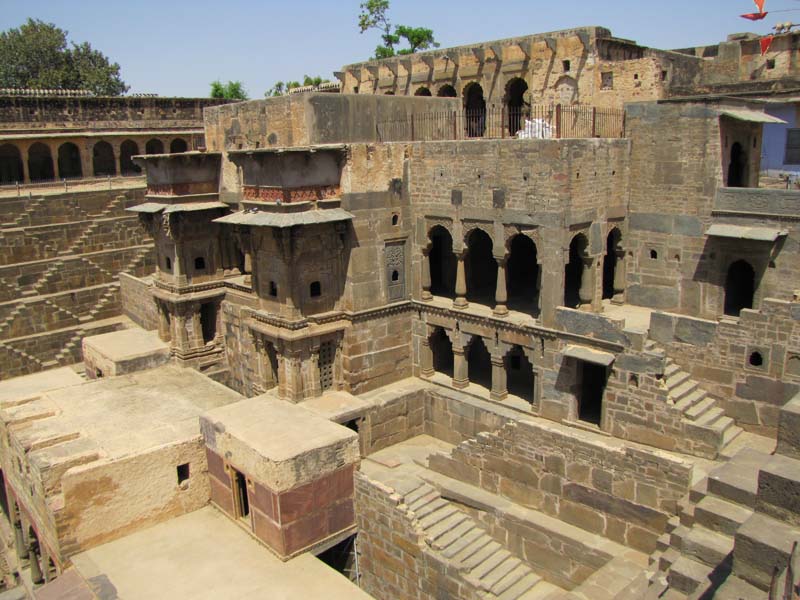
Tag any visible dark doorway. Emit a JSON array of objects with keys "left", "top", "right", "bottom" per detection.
[
  {"left": 265, "top": 342, "right": 279, "bottom": 388},
  {"left": 0, "top": 470, "right": 8, "bottom": 519},
  {"left": 602, "top": 228, "right": 622, "bottom": 300},
  {"left": 464, "top": 83, "right": 486, "bottom": 137},
  {"left": 507, "top": 234, "right": 539, "bottom": 316},
  {"left": 724, "top": 260, "right": 755, "bottom": 316},
  {"left": 564, "top": 234, "right": 588, "bottom": 309},
  {"left": 438, "top": 85, "right": 457, "bottom": 98},
  {"left": 430, "top": 328, "right": 454, "bottom": 378},
  {"left": 319, "top": 340, "right": 335, "bottom": 392},
  {"left": 415, "top": 87, "right": 432, "bottom": 96},
  {"left": 505, "top": 77, "right": 529, "bottom": 136},
  {"left": 465, "top": 229, "right": 497, "bottom": 305},
  {"left": 467, "top": 336, "right": 492, "bottom": 390},
  {"left": 318, "top": 535, "right": 358, "bottom": 582},
  {"left": 429, "top": 226, "right": 456, "bottom": 298},
  {"left": 578, "top": 362, "right": 606, "bottom": 426},
  {"left": 120, "top": 140, "right": 141, "bottom": 174},
  {"left": 28, "top": 143, "right": 54, "bottom": 181},
  {"left": 727, "top": 142, "right": 747, "bottom": 187},
  {"left": 58, "top": 143, "right": 83, "bottom": 179},
  {"left": 0, "top": 144, "right": 23, "bottom": 184},
  {"left": 146, "top": 139, "right": 164, "bottom": 155},
  {"left": 506, "top": 346, "right": 535, "bottom": 403},
  {"left": 170, "top": 138, "right": 188, "bottom": 153},
  {"left": 93, "top": 141, "right": 116, "bottom": 176},
  {"left": 234, "top": 469, "right": 250, "bottom": 519},
  {"left": 200, "top": 302, "right": 217, "bottom": 344}
]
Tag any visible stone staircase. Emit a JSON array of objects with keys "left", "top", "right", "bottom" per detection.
[
  {"left": 389, "top": 476, "right": 561, "bottom": 599},
  {"left": 8, "top": 195, "right": 47, "bottom": 228}
]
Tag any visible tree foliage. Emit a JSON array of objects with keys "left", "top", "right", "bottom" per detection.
[
  {"left": 265, "top": 75, "right": 330, "bottom": 97},
  {"left": 358, "top": 0, "right": 439, "bottom": 59},
  {"left": 210, "top": 80, "right": 249, "bottom": 100},
  {"left": 0, "top": 19, "right": 128, "bottom": 95}
]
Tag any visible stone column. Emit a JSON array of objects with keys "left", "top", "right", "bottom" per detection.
[
  {"left": 490, "top": 355, "right": 508, "bottom": 401},
  {"left": 421, "top": 248, "right": 432, "bottom": 301},
  {"left": 192, "top": 310, "right": 204, "bottom": 347},
  {"left": 20, "top": 144, "right": 30, "bottom": 184},
  {"left": 452, "top": 347, "right": 469, "bottom": 389},
  {"left": 494, "top": 257, "right": 509, "bottom": 317},
  {"left": 613, "top": 248, "right": 625, "bottom": 299},
  {"left": 13, "top": 522, "right": 27, "bottom": 560},
  {"left": 420, "top": 336, "right": 434, "bottom": 377},
  {"left": 157, "top": 304, "right": 171, "bottom": 342},
  {"left": 29, "top": 544, "right": 43, "bottom": 585},
  {"left": 454, "top": 251, "right": 468, "bottom": 309},
  {"left": 578, "top": 257, "right": 594, "bottom": 306}
]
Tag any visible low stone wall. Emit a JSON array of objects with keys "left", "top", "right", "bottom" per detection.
[
  {"left": 651, "top": 300, "right": 800, "bottom": 434},
  {"left": 360, "top": 383, "right": 425, "bottom": 455},
  {"left": 119, "top": 273, "right": 158, "bottom": 331}
]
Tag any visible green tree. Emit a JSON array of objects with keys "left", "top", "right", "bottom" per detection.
[
  {"left": 210, "top": 80, "right": 248, "bottom": 100},
  {"left": 358, "top": 0, "right": 439, "bottom": 59},
  {"left": 0, "top": 19, "right": 127, "bottom": 95},
  {"left": 265, "top": 75, "right": 329, "bottom": 97}
]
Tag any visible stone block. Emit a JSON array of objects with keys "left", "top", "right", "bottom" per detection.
[
  {"left": 777, "top": 394, "right": 800, "bottom": 459},
  {"left": 627, "top": 285, "right": 679, "bottom": 310},
  {"left": 736, "top": 376, "right": 798, "bottom": 407},
  {"left": 755, "top": 454, "right": 800, "bottom": 526},
  {"left": 649, "top": 312, "right": 676, "bottom": 345},
  {"left": 734, "top": 513, "right": 800, "bottom": 591},
  {"left": 673, "top": 215, "right": 703, "bottom": 237},
  {"left": 630, "top": 213, "right": 673, "bottom": 234},
  {"left": 563, "top": 483, "right": 668, "bottom": 531},
  {"left": 674, "top": 316, "right": 717, "bottom": 346},
  {"left": 559, "top": 499, "right": 605, "bottom": 534}
]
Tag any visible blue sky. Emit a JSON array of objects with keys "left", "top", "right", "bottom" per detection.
[{"left": 0, "top": 0, "right": 793, "bottom": 97}]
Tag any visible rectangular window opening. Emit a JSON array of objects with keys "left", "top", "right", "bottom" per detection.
[
  {"left": 177, "top": 463, "right": 190, "bottom": 484},
  {"left": 234, "top": 469, "right": 250, "bottom": 519}
]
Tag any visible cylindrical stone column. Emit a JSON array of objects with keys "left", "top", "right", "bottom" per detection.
[
  {"left": 613, "top": 249, "right": 625, "bottom": 297},
  {"left": 420, "top": 336, "right": 434, "bottom": 377},
  {"left": 13, "top": 522, "right": 27, "bottom": 560},
  {"left": 454, "top": 252, "right": 468, "bottom": 309},
  {"left": 452, "top": 348, "right": 469, "bottom": 389},
  {"left": 421, "top": 248, "right": 432, "bottom": 301},
  {"left": 578, "top": 257, "right": 593, "bottom": 305},
  {"left": 494, "top": 257, "right": 509, "bottom": 317},
  {"left": 29, "top": 545, "right": 43, "bottom": 585},
  {"left": 490, "top": 356, "right": 508, "bottom": 401}
]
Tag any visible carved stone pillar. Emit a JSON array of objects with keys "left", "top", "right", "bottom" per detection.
[
  {"left": 613, "top": 248, "right": 625, "bottom": 298},
  {"left": 578, "top": 257, "right": 594, "bottom": 306},
  {"left": 420, "top": 336, "right": 434, "bottom": 377},
  {"left": 192, "top": 309, "right": 204, "bottom": 347},
  {"left": 20, "top": 144, "right": 30, "bottom": 183},
  {"left": 454, "top": 251, "right": 468, "bottom": 309},
  {"left": 29, "top": 544, "right": 43, "bottom": 585},
  {"left": 157, "top": 304, "right": 171, "bottom": 342},
  {"left": 494, "top": 257, "right": 509, "bottom": 317},
  {"left": 421, "top": 248, "right": 432, "bottom": 301},
  {"left": 490, "top": 355, "right": 508, "bottom": 401},
  {"left": 453, "top": 347, "right": 469, "bottom": 389},
  {"left": 13, "top": 522, "right": 27, "bottom": 560}
]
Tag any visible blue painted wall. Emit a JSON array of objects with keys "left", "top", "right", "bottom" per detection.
[{"left": 763, "top": 104, "right": 798, "bottom": 174}]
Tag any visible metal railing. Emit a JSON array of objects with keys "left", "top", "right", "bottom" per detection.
[
  {"left": 376, "top": 105, "right": 625, "bottom": 142},
  {"left": 0, "top": 173, "right": 145, "bottom": 196}
]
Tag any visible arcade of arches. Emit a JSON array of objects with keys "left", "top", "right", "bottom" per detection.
[{"left": 0, "top": 136, "right": 189, "bottom": 184}]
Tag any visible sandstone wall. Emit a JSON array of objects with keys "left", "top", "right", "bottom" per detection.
[{"left": 119, "top": 273, "right": 158, "bottom": 331}]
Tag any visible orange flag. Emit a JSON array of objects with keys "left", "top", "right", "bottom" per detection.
[
  {"left": 742, "top": 12, "right": 768, "bottom": 20},
  {"left": 761, "top": 35, "right": 775, "bottom": 55},
  {"left": 754, "top": 0, "right": 766, "bottom": 12}
]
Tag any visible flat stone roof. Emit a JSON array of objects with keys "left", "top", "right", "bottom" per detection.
[
  {"left": 4, "top": 366, "right": 242, "bottom": 462},
  {"left": 83, "top": 328, "right": 169, "bottom": 362},
  {"left": 0, "top": 367, "right": 83, "bottom": 405},
  {"left": 70, "top": 506, "right": 372, "bottom": 600}
]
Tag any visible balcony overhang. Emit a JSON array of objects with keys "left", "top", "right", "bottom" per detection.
[
  {"left": 214, "top": 207, "right": 353, "bottom": 228},
  {"left": 562, "top": 345, "right": 616, "bottom": 366},
  {"left": 717, "top": 109, "right": 786, "bottom": 124},
  {"left": 706, "top": 224, "right": 788, "bottom": 242}
]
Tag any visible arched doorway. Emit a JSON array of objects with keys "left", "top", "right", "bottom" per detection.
[
  {"left": 505, "top": 77, "right": 529, "bottom": 136},
  {"left": 507, "top": 234, "right": 540, "bottom": 316},
  {"left": 724, "top": 260, "right": 755, "bottom": 316},
  {"left": 464, "top": 83, "right": 486, "bottom": 137},
  {"left": 564, "top": 233, "right": 589, "bottom": 309},
  {"left": 429, "top": 226, "right": 456, "bottom": 298},
  {"left": 437, "top": 85, "right": 457, "bottom": 98},
  {"left": 57, "top": 143, "right": 82, "bottom": 179},
  {"left": 727, "top": 142, "right": 748, "bottom": 188},
  {"left": 415, "top": 87, "right": 432, "bottom": 97},
  {"left": 146, "top": 139, "right": 164, "bottom": 155},
  {"left": 467, "top": 336, "right": 492, "bottom": 390},
  {"left": 28, "top": 143, "right": 54, "bottom": 181},
  {"left": 93, "top": 141, "right": 116, "bottom": 176},
  {"left": 430, "top": 328, "right": 454, "bottom": 378},
  {"left": 0, "top": 144, "right": 23, "bottom": 184},
  {"left": 120, "top": 140, "right": 141, "bottom": 175},
  {"left": 170, "top": 138, "right": 188, "bottom": 153},
  {"left": 465, "top": 229, "right": 497, "bottom": 305},
  {"left": 506, "top": 346, "right": 535, "bottom": 403},
  {"left": 602, "top": 228, "right": 623, "bottom": 300}
]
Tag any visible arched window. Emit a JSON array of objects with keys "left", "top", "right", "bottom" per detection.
[
  {"left": 92, "top": 141, "right": 116, "bottom": 177},
  {"left": 120, "top": 140, "right": 141, "bottom": 175},
  {"left": 437, "top": 84, "right": 457, "bottom": 98},
  {"left": 170, "top": 138, "right": 188, "bottom": 153},
  {"left": 463, "top": 83, "right": 486, "bottom": 137},
  {"left": 415, "top": 87, "right": 432, "bottom": 97},
  {"left": 467, "top": 336, "right": 492, "bottom": 390},
  {"left": 0, "top": 144, "right": 23, "bottom": 184},
  {"left": 724, "top": 260, "right": 755, "bottom": 316},
  {"left": 57, "top": 143, "right": 83, "bottom": 179},
  {"left": 507, "top": 234, "right": 539, "bottom": 316},
  {"left": 602, "top": 228, "right": 623, "bottom": 300},
  {"left": 564, "top": 234, "right": 589, "bottom": 309},
  {"left": 505, "top": 78, "right": 529, "bottom": 136},
  {"left": 145, "top": 139, "right": 164, "bottom": 155},
  {"left": 430, "top": 328, "right": 453, "bottom": 378},
  {"left": 429, "top": 226, "right": 456, "bottom": 298},
  {"left": 465, "top": 229, "right": 497, "bottom": 305},
  {"left": 27, "top": 143, "right": 54, "bottom": 181}
]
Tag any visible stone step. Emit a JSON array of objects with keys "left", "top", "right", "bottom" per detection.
[
  {"left": 755, "top": 454, "right": 800, "bottom": 527},
  {"left": 670, "top": 380, "right": 697, "bottom": 402},
  {"left": 664, "top": 362, "right": 681, "bottom": 378},
  {"left": 442, "top": 528, "right": 485, "bottom": 558},
  {"left": 694, "top": 407, "right": 725, "bottom": 427},
  {"left": 497, "top": 572, "right": 542, "bottom": 600},
  {"left": 681, "top": 526, "right": 734, "bottom": 568},
  {"left": 667, "top": 555, "right": 712, "bottom": 595},
  {"left": 407, "top": 488, "right": 439, "bottom": 510},
  {"left": 689, "top": 478, "right": 708, "bottom": 504},
  {"left": 479, "top": 556, "right": 522, "bottom": 591},
  {"left": 707, "top": 448, "right": 771, "bottom": 508},
  {"left": 675, "top": 389, "right": 706, "bottom": 413},
  {"left": 419, "top": 505, "right": 459, "bottom": 530},
  {"left": 694, "top": 496, "right": 753, "bottom": 537},
  {"left": 659, "top": 547, "right": 681, "bottom": 572},
  {"left": 666, "top": 370, "right": 691, "bottom": 390},
  {"left": 679, "top": 502, "right": 695, "bottom": 528},
  {"left": 491, "top": 564, "right": 532, "bottom": 597},
  {"left": 461, "top": 541, "right": 503, "bottom": 571},
  {"left": 471, "top": 548, "right": 511, "bottom": 580},
  {"left": 734, "top": 512, "right": 800, "bottom": 591},
  {"left": 430, "top": 517, "right": 473, "bottom": 549},
  {"left": 451, "top": 534, "right": 494, "bottom": 564},
  {"left": 670, "top": 525, "right": 689, "bottom": 551},
  {"left": 720, "top": 422, "right": 743, "bottom": 448},
  {"left": 657, "top": 532, "right": 671, "bottom": 553},
  {"left": 414, "top": 497, "right": 448, "bottom": 520},
  {"left": 684, "top": 397, "right": 716, "bottom": 421},
  {"left": 426, "top": 511, "right": 468, "bottom": 539}
]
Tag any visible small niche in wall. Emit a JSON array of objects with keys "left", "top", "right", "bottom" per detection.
[
  {"left": 767, "top": 59, "right": 776, "bottom": 70},
  {"left": 650, "top": 249, "right": 658, "bottom": 260},
  {"left": 310, "top": 281, "right": 322, "bottom": 298},
  {"left": 391, "top": 214, "right": 399, "bottom": 226},
  {"left": 195, "top": 257, "right": 206, "bottom": 270},
  {"left": 177, "top": 463, "right": 190, "bottom": 484},
  {"left": 269, "top": 281, "right": 278, "bottom": 297},
  {"left": 391, "top": 270, "right": 399, "bottom": 282},
  {"left": 563, "top": 60, "right": 571, "bottom": 72},
  {"left": 749, "top": 351, "right": 764, "bottom": 368},
  {"left": 165, "top": 257, "right": 172, "bottom": 270}
]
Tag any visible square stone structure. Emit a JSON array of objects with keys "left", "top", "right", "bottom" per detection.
[
  {"left": 82, "top": 328, "right": 170, "bottom": 378},
  {"left": 200, "top": 397, "right": 360, "bottom": 559}
]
